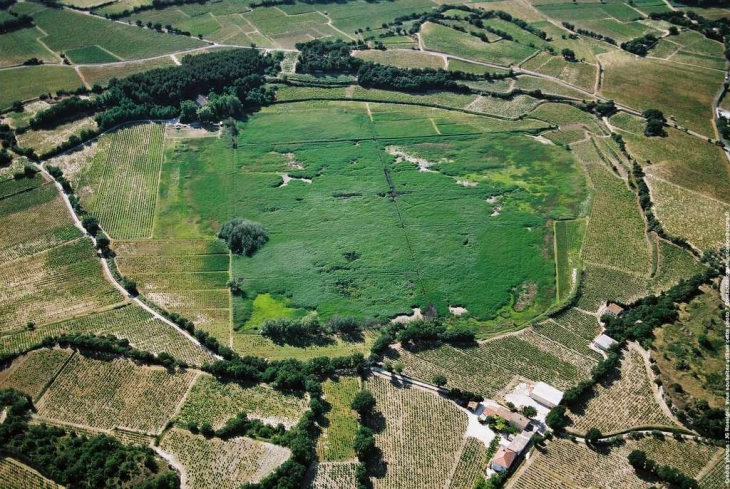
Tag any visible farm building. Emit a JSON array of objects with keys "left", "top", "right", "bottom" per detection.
[
  {"left": 529, "top": 382, "right": 564, "bottom": 408},
  {"left": 195, "top": 94, "right": 208, "bottom": 107},
  {"left": 507, "top": 434, "right": 531, "bottom": 455},
  {"left": 593, "top": 333, "right": 618, "bottom": 351},
  {"left": 602, "top": 303, "right": 624, "bottom": 316},
  {"left": 467, "top": 401, "right": 480, "bottom": 412},
  {"left": 479, "top": 403, "right": 511, "bottom": 422},
  {"left": 509, "top": 413, "right": 532, "bottom": 431},
  {"left": 490, "top": 448, "right": 517, "bottom": 472}
]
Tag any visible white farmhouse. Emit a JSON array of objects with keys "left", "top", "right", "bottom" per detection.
[{"left": 529, "top": 382, "right": 563, "bottom": 408}]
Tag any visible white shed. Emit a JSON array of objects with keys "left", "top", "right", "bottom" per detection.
[
  {"left": 593, "top": 333, "right": 617, "bottom": 351},
  {"left": 529, "top": 382, "right": 563, "bottom": 408}
]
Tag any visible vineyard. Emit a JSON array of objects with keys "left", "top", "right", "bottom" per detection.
[
  {"left": 317, "top": 376, "right": 361, "bottom": 462},
  {"left": 568, "top": 348, "right": 677, "bottom": 434},
  {"left": 176, "top": 374, "right": 308, "bottom": 430},
  {"left": 554, "top": 219, "right": 585, "bottom": 302},
  {"left": 0, "top": 457, "right": 61, "bottom": 489},
  {"left": 159, "top": 428, "right": 291, "bottom": 489},
  {"left": 0, "top": 239, "right": 121, "bottom": 332},
  {"left": 386, "top": 330, "right": 595, "bottom": 398},
  {"left": 35, "top": 352, "right": 196, "bottom": 434},
  {"left": 510, "top": 436, "right": 721, "bottom": 489},
  {"left": 366, "top": 375, "right": 467, "bottom": 489},
  {"left": 75, "top": 123, "right": 165, "bottom": 239},
  {"left": 573, "top": 138, "right": 651, "bottom": 276},
  {"left": 306, "top": 461, "right": 359, "bottom": 489},
  {"left": 576, "top": 264, "right": 650, "bottom": 313},
  {"left": 115, "top": 239, "right": 231, "bottom": 345},
  {"left": 0, "top": 349, "right": 72, "bottom": 401},
  {"left": 0, "top": 305, "right": 215, "bottom": 366},
  {"left": 0, "top": 182, "right": 81, "bottom": 266},
  {"left": 448, "top": 437, "right": 487, "bottom": 489},
  {"left": 532, "top": 321, "right": 601, "bottom": 360}
]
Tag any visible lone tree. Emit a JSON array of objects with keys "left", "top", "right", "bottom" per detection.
[
  {"left": 545, "top": 405, "right": 568, "bottom": 430},
  {"left": 522, "top": 405, "right": 538, "bottom": 418},
  {"left": 561, "top": 48, "right": 576, "bottom": 61},
  {"left": 432, "top": 374, "right": 447, "bottom": 387},
  {"left": 351, "top": 390, "right": 376, "bottom": 416},
  {"left": 585, "top": 427, "right": 603, "bottom": 445},
  {"left": 218, "top": 218, "right": 269, "bottom": 256}
]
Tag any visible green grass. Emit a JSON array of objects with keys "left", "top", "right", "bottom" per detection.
[
  {"left": 421, "top": 22, "right": 537, "bottom": 67},
  {"left": 521, "top": 52, "right": 597, "bottom": 92},
  {"left": 78, "top": 56, "right": 177, "bottom": 87},
  {"left": 242, "top": 293, "right": 303, "bottom": 331},
  {"left": 65, "top": 45, "right": 121, "bottom": 64},
  {"left": 231, "top": 331, "right": 374, "bottom": 360},
  {"left": 0, "top": 27, "right": 59, "bottom": 68},
  {"left": 32, "top": 8, "right": 204, "bottom": 60},
  {"left": 353, "top": 49, "right": 446, "bottom": 70},
  {"left": 0, "top": 65, "right": 82, "bottom": 109},
  {"left": 317, "top": 376, "right": 361, "bottom": 461}
]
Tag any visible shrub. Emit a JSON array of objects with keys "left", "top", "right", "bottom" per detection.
[
  {"left": 351, "top": 390, "right": 376, "bottom": 416},
  {"left": 218, "top": 218, "right": 268, "bottom": 256}
]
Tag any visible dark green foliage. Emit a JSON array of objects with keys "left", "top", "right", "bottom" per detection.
[
  {"left": 562, "top": 22, "right": 617, "bottom": 45},
  {"left": 621, "top": 34, "right": 659, "bottom": 56},
  {"left": 30, "top": 96, "right": 97, "bottom": 129},
  {"left": 350, "top": 390, "right": 376, "bottom": 416},
  {"left": 642, "top": 109, "right": 666, "bottom": 137},
  {"left": 218, "top": 218, "right": 268, "bottom": 256},
  {"left": 432, "top": 373, "right": 447, "bottom": 387},
  {"left": 353, "top": 426, "right": 377, "bottom": 461},
  {"left": 357, "top": 63, "right": 469, "bottom": 93},
  {"left": 585, "top": 99, "right": 616, "bottom": 117},
  {"left": 545, "top": 405, "right": 568, "bottom": 430},
  {"left": 82, "top": 215, "right": 99, "bottom": 236},
  {"left": 260, "top": 317, "right": 322, "bottom": 346},
  {"left": 584, "top": 427, "right": 602, "bottom": 445},
  {"left": 717, "top": 116, "right": 730, "bottom": 140},
  {"left": 522, "top": 405, "right": 537, "bottom": 418},
  {"left": 561, "top": 48, "right": 576, "bottom": 61},
  {"left": 0, "top": 388, "right": 179, "bottom": 488},
  {"left": 627, "top": 449, "right": 699, "bottom": 489},
  {"left": 295, "top": 39, "right": 364, "bottom": 74},
  {"left": 0, "top": 12, "right": 33, "bottom": 34}
]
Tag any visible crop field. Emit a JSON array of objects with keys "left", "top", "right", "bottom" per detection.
[
  {"left": 554, "top": 218, "right": 585, "bottom": 302},
  {"left": 366, "top": 375, "right": 467, "bottom": 489},
  {"left": 386, "top": 329, "right": 596, "bottom": 397},
  {"left": 231, "top": 332, "right": 374, "bottom": 361},
  {"left": 75, "top": 123, "right": 164, "bottom": 239},
  {"left": 699, "top": 458, "right": 726, "bottom": 489},
  {"left": 317, "top": 376, "right": 361, "bottom": 462},
  {"left": 0, "top": 457, "right": 61, "bottom": 489},
  {"left": 521, "top": 52, "right": 597, "bottom": 92},
  {"left": 160, "top": 428, "right": 291, "bottom": 488},
  {"left": 176, "top": 374, "right": 308, "bottom": 430},
  {"left": 354, "top": 49, "right": 446, "bottom": 70},
  {"left": 551, "top": 307, "right": 600, "bottom": 341},
  {"left": 78, "top": 56, "right": 178, "bottom": 87},
  {"left": 306, "top": 462, "right": 359, "bottom": 489},
  {"left": 572, "top": 138, "right": 651, "bottom": 276},
  {"left": 0, "top": 27, "right": 59, "bottom": 68},
  {"left": 0, "top": 305, "right": 215, "bottom": 366},
  {"left": 511, "top": 435, "right": 722, "bottom": 489},
  {"left": 575, "top": 264, "right": 650, "bottom": 312},
  {"left": 17, "top": 117, "right": 98, "bottom": 156},
  {"left": 464, "top": 95, "right": 542, "bottom": 118},
  {"left": 533, "top": 320, "right": 601, "bottom": 360},
  {"left": 568, "top": 347, "right": 677, "bottom": 434},
  {"left": 514, "top": 74, "right": 593, "bottom": 100},
  {"left": 0, "top": 349, "right": 73, "bottom": 401},
  {"left": 610, "top": 113, "right": 730, "bottom": 204},
  {"left": 0, "top": 65, "right": 83, "bottom": 110},
  {"left": 0, "top": 182, "right": 82, "bottom": 266},
  {"left": 600, "top": 50, "right": 724, "bottom": 136},
  {"left": 31, "top": 8, "right": 204, "bottom": 61},
  {"left": 528, "top": 102, "right": 605, "bottom": 133},
  {"left": 420, "top": 22, "right": 537, "bottom": 67},
  {"left": 35, "top": 352, "right": 196, "bottom": 433},
  {"left": 651, "top": 239, "right": 706, "bottom": 291},
  {"left": 448, "top": 437, "right": 487, "bottom": 489},
  {"left": 0, "top": 239, "right": 121, "bottom": 332}
]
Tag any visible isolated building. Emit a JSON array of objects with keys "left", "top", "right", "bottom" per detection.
[
  {"left": 467, "top": 401, "right": 480, "bottom": 413},
  {"left": 603, "top": 303, "right": 624, "bottom": 316},
  {"left": 530, "top": 382, "right": 564, "bottom": 408},
  {"left": 594, "top": 333, "right": 618, "bottom": 351},
  {"left": 490, "top": 448, "right": 517, "bottom": 472}
]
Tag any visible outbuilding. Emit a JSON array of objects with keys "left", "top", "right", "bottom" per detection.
[
  {"left": 529, "top": 382, "right": 564, "bottom": 408},
  {"left": 507, "top": 434, "right": 531, "bottom": 455},
  {"left": 508, "top": 412, "right": 532, "bottom": 431},
  {"left": 603, "top": 303, "right": 624, "bottom": 316},
  {"left": 594, "top": 333, "right": 618, "bottom": 351}
]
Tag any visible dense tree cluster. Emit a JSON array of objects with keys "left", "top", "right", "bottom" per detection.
[
  {"left": 95, "top": 49, "right": 279, "bottom": 129},
  {"left": 30, "top": 96, "right": 97, "bottom": 129},
  {"left": 650, "top": 10, "right": 730, "bottom": 59},
  {"left": 0, "top": 11, "right": 32, "bottom": 33},
  {"left": 0, "top": 0, "right": 17, "bottom": 9},
  {"left": 0, "top": 388, "right": 179, "bottom": 488},
  {"left": 295, "top": 39, "right": 364, "bottom": 73},
  {"left": 602, "top": 269, "right": 718, "bottom": 344},
  {"left": 357, "top": 63, "right": 470, "bottom": 93},
  {"left": 717, "top": 115, "right": 730, "bottom": 140},
  {"left": 561, "top": 22, "right": 617, "bottom": 45},
  {"left": 584, "top": 99, "right": 616, "bottom": 117},
  {"left": 218, "top": 218, "right": 269, "bottom": 256},
  {"left": 632, "top": 162, "right": 663, "bottom": 233},
  {"left": 642, "top": 108, "right": 666, "bottom": 137},
  {"left": 628, "top": 450, "right": 699, "bottom": 489},
  {"left": 621, "top": 33, "right": 658, "bottom": 56}
]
